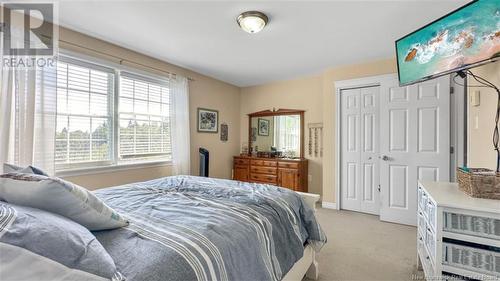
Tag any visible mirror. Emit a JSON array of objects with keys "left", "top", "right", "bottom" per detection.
[{"left": 248, "top": 109, "right": 304, "bottom": 158}]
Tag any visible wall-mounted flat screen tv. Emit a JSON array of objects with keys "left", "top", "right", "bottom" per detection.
[{"left": 396, "top": 0, "right": 500, "bottom": 86}]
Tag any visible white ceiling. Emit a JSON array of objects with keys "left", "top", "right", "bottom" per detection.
[{"left": 58, "top": 1, "right": 468, "bottom": 87}]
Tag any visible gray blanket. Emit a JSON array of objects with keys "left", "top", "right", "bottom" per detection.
[{"left": 93, "top": 176, "right": 326, "bottom": 281}]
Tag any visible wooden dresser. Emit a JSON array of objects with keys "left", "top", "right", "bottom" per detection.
[{"left": 233, "top": 156, "right": 308, "bottom": 192}]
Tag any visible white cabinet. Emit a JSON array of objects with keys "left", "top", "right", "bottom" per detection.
[{"left": 417, "top": 181, "right": 500, "bottom": 280}]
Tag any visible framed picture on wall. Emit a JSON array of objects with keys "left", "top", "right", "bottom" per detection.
[
  {"left": 220, "top": 123, "right": 228, "bottom": 142},
  {"left": 197, "top": 108, "right": 219, "bottom": 133},
  {"left": 258, "top": 118, "right": 270, "bottom": 136}
]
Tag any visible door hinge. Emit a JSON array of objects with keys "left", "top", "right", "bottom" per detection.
[
  {"left": 450, "top": 146, "right": 455, "bottom": 154},
  {"left": 377, "top": 185, "right": 381, "bottom": 192},
  {"left": 450, "top": 86, "right": 455, "bottom": 94}
]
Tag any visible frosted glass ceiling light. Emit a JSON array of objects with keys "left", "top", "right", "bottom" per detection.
[{"left": 237, "top": 11, "right": 268, "bottom": 34}]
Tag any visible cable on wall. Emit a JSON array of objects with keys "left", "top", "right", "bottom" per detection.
[{"left": 455, "top": 70, "right": 500, "bottom": 172}]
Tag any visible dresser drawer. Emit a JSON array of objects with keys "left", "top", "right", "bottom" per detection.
[
  {"left": 250, "top": 160, "right": 277, "bottom": 167},
  {"left": 444, "top": 212, "right": 500, "bottom": 241},
  {"left": 418, "top": 232, "right": 425, "bottom": 253},
  {"left": 250, "top": 173, "right": 277, "bottom": 184},
  {"left": 425, "top": 223, "right": 436, "bottom": 264},
  {"left": 234, "top": 158, "right": 249, "bottom": 165},
  {"left": 421, "top": 191, "right": 429, "bottom": 216},
  {"left": 442, "top": 242, "right": 500, "bottom": 277},
  {"left": 250, "top": 166, "right": 277, "bottom": 175},
  {"left": 278, "top": 162, "right": 300, "bottom": 169},
  {"left": 418, "top": 235, "right": 435, "bottom": 279},
  {"left": 426, "top": 198, "right": 437, "bottom": 231},
  {"left": 418, "top": 210, "right": 426, "bottom": 236},
  {"left": 418, "top": 186, "right": 424, "bottom": 209}
]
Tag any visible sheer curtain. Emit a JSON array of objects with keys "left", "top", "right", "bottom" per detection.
[
  {"left": 170, "top": 75, "right": 191, "bottom": 175},
  {"left": 0, "top": 64, "right": 57, "bottom": 175}
]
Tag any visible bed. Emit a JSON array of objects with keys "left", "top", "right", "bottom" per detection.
[{"left": 0, "top": 175, "right": 326, "bottom": 281}]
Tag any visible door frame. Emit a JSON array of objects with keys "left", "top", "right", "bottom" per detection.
[
  {"left": 335, "top": 74, "right": 396, "bottom": 211},
  {"left": 334, "top": 74, "right": 463, "bottom": 212}
]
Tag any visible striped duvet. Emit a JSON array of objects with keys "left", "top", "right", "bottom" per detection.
[{"left": 93, "top": 175, "right": 326, "bottom": 281}]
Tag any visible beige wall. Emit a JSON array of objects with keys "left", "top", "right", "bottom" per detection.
[
  {"left": 240, "top": 75, "right": 324, "bottom": 195},
  {"left": 240, "top": 58, "right": 500, "bottom": 204},
  {"left": 240, "top": 60, "right": 398, "bottom": 201},
  {"left": 321, "top": 59, "right": 397, "bottom": 203},
  {"left": 467, "top": 61, "right": 500, "bottom": 170},
  {"left": 57, "top": 27, "right": 241, "bottom": 189}
]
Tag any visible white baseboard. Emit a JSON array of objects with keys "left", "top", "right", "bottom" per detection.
[{"left": 321, "top": 201, "right": 337, "bottom": 209}]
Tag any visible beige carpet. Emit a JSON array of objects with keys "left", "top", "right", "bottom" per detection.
[{"left": 312, "top": 206, "right": 421, "bottom": 281}]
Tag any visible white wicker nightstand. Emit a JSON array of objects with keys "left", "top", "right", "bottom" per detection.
[{"left": 417, "top": 181, "right": 500, "bottom": 280}]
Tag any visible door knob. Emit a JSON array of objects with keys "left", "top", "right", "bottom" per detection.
[{"left": 381, "top": 155, "right": 390, "bottom": 161}]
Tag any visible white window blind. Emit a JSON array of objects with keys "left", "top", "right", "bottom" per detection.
[
  {"left": 118, "top": 72, "right": 172, "bottom": 162},
  {"left": 55, "top": 58, "right": 115, "bottom": 169}
]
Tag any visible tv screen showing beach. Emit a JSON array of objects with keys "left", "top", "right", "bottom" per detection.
[{"left": 396, "top": 0, "right": 500, "bottom": 86}]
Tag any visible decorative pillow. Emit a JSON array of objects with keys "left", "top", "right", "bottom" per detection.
[
  {"left": 0, "top": 201, "right": 124, "bottom": 280},
  {"left": 3, "top": 163, "right": 49, "bottom": 176},
  {"left": 0, "top": 173, "right": 128, "bottom": 231}
]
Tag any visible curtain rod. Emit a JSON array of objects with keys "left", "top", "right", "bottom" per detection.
[{"left": 44, "top": 35, "right": 195, "bottom": 82}]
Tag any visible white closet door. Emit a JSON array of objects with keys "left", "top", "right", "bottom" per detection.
[
  {"left": 360, "top": 87, "right": 380, "bottom": 214},
  {"left": 379, "top": 76, "right": 450, "bottom": 226},
  {"left": 340, "top": 86, "right": 380, "bottom": 214}
]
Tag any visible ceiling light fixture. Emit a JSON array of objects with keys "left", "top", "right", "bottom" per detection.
[{"left": 237, "top": 11, "right": 268, "bottom": 34}]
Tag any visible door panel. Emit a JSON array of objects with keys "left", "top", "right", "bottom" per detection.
[
  {"left": 234, "top": 166, "right": 249, "bottom": 181},
  {"left": 389, "top": 165, "right": 408, "bottom": 208},
  {"left": 380, "top": 75, "right": 450, "bottom": 226},
  {"left": 341, "top": 86, "right": 380, "bottom": 215},
  {"left": 347, "top": 163, "right": 357, "bottom": 198},
  {"left": 278, "top": 168, "right": 299, "bottom": 190},
  {"left": 389, "top": 109, "right": 408, "bottom": 152},
  {"left": 418, "top": 166, "right": 438, "bottom": 182},
  {"left": 360, "top": 87, "right": 380, "bottom": 214},
  {"left": 363, "top": 163, "right": 374, "bottom": 201},
  {"left": 417, "top": 107, "right": 438, "bottom": 152},
  {"left": 364, "top": 114, "right": 375, "bottom": 152}
]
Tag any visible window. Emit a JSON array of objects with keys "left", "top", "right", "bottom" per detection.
[
  {"left": 55, "top": 58, "right": 114, "bottom": 170},
  {"left": 119, "top": 73, "right": 172, "bottom": 162},
  {"left": 273, "top": 115, "right": 300, "bottom": 156},
  {"left": 55, "top": 55, "right": 173, "bottom": 172}
]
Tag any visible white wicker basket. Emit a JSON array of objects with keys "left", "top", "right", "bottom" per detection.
[
  {"left": 442, "top": 242, "right": 500, "bottom": 277},
  {"left": 444, "top": 212, "right": 500, "bottom": 241}
]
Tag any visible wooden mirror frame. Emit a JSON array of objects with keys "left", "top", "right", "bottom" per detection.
[{"left": 247, "top": 109, "right": 305, "bottom": 158}]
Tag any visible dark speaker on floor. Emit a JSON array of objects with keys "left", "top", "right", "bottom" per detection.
[{"left": 199, "top": 148, "right": 209, "bottom": 177}]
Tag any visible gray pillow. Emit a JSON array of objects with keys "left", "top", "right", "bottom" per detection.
[
  {"left": 3, "top": 163, "right": 49, "bottom": 176},
  {"left": 0, "top": 173, "right": 128, "bottom": 231},
  {"left": 0, "top": 201, "right": 124, "bottom": 280}
]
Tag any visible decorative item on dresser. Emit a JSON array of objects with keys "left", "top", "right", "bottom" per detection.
[
  {"left": 233, "top": 156, "right": 308, "bottom": 192},
  {"left": 417, "top": 181, "right": 500, "bottom": 280}
]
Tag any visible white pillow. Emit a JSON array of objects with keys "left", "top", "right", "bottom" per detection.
[
  {"left": 0, "top": 173, "right": 128, "bottom": 231},
  {"left": 3, "top": 163, "right": 48, "bottom": 176}
]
